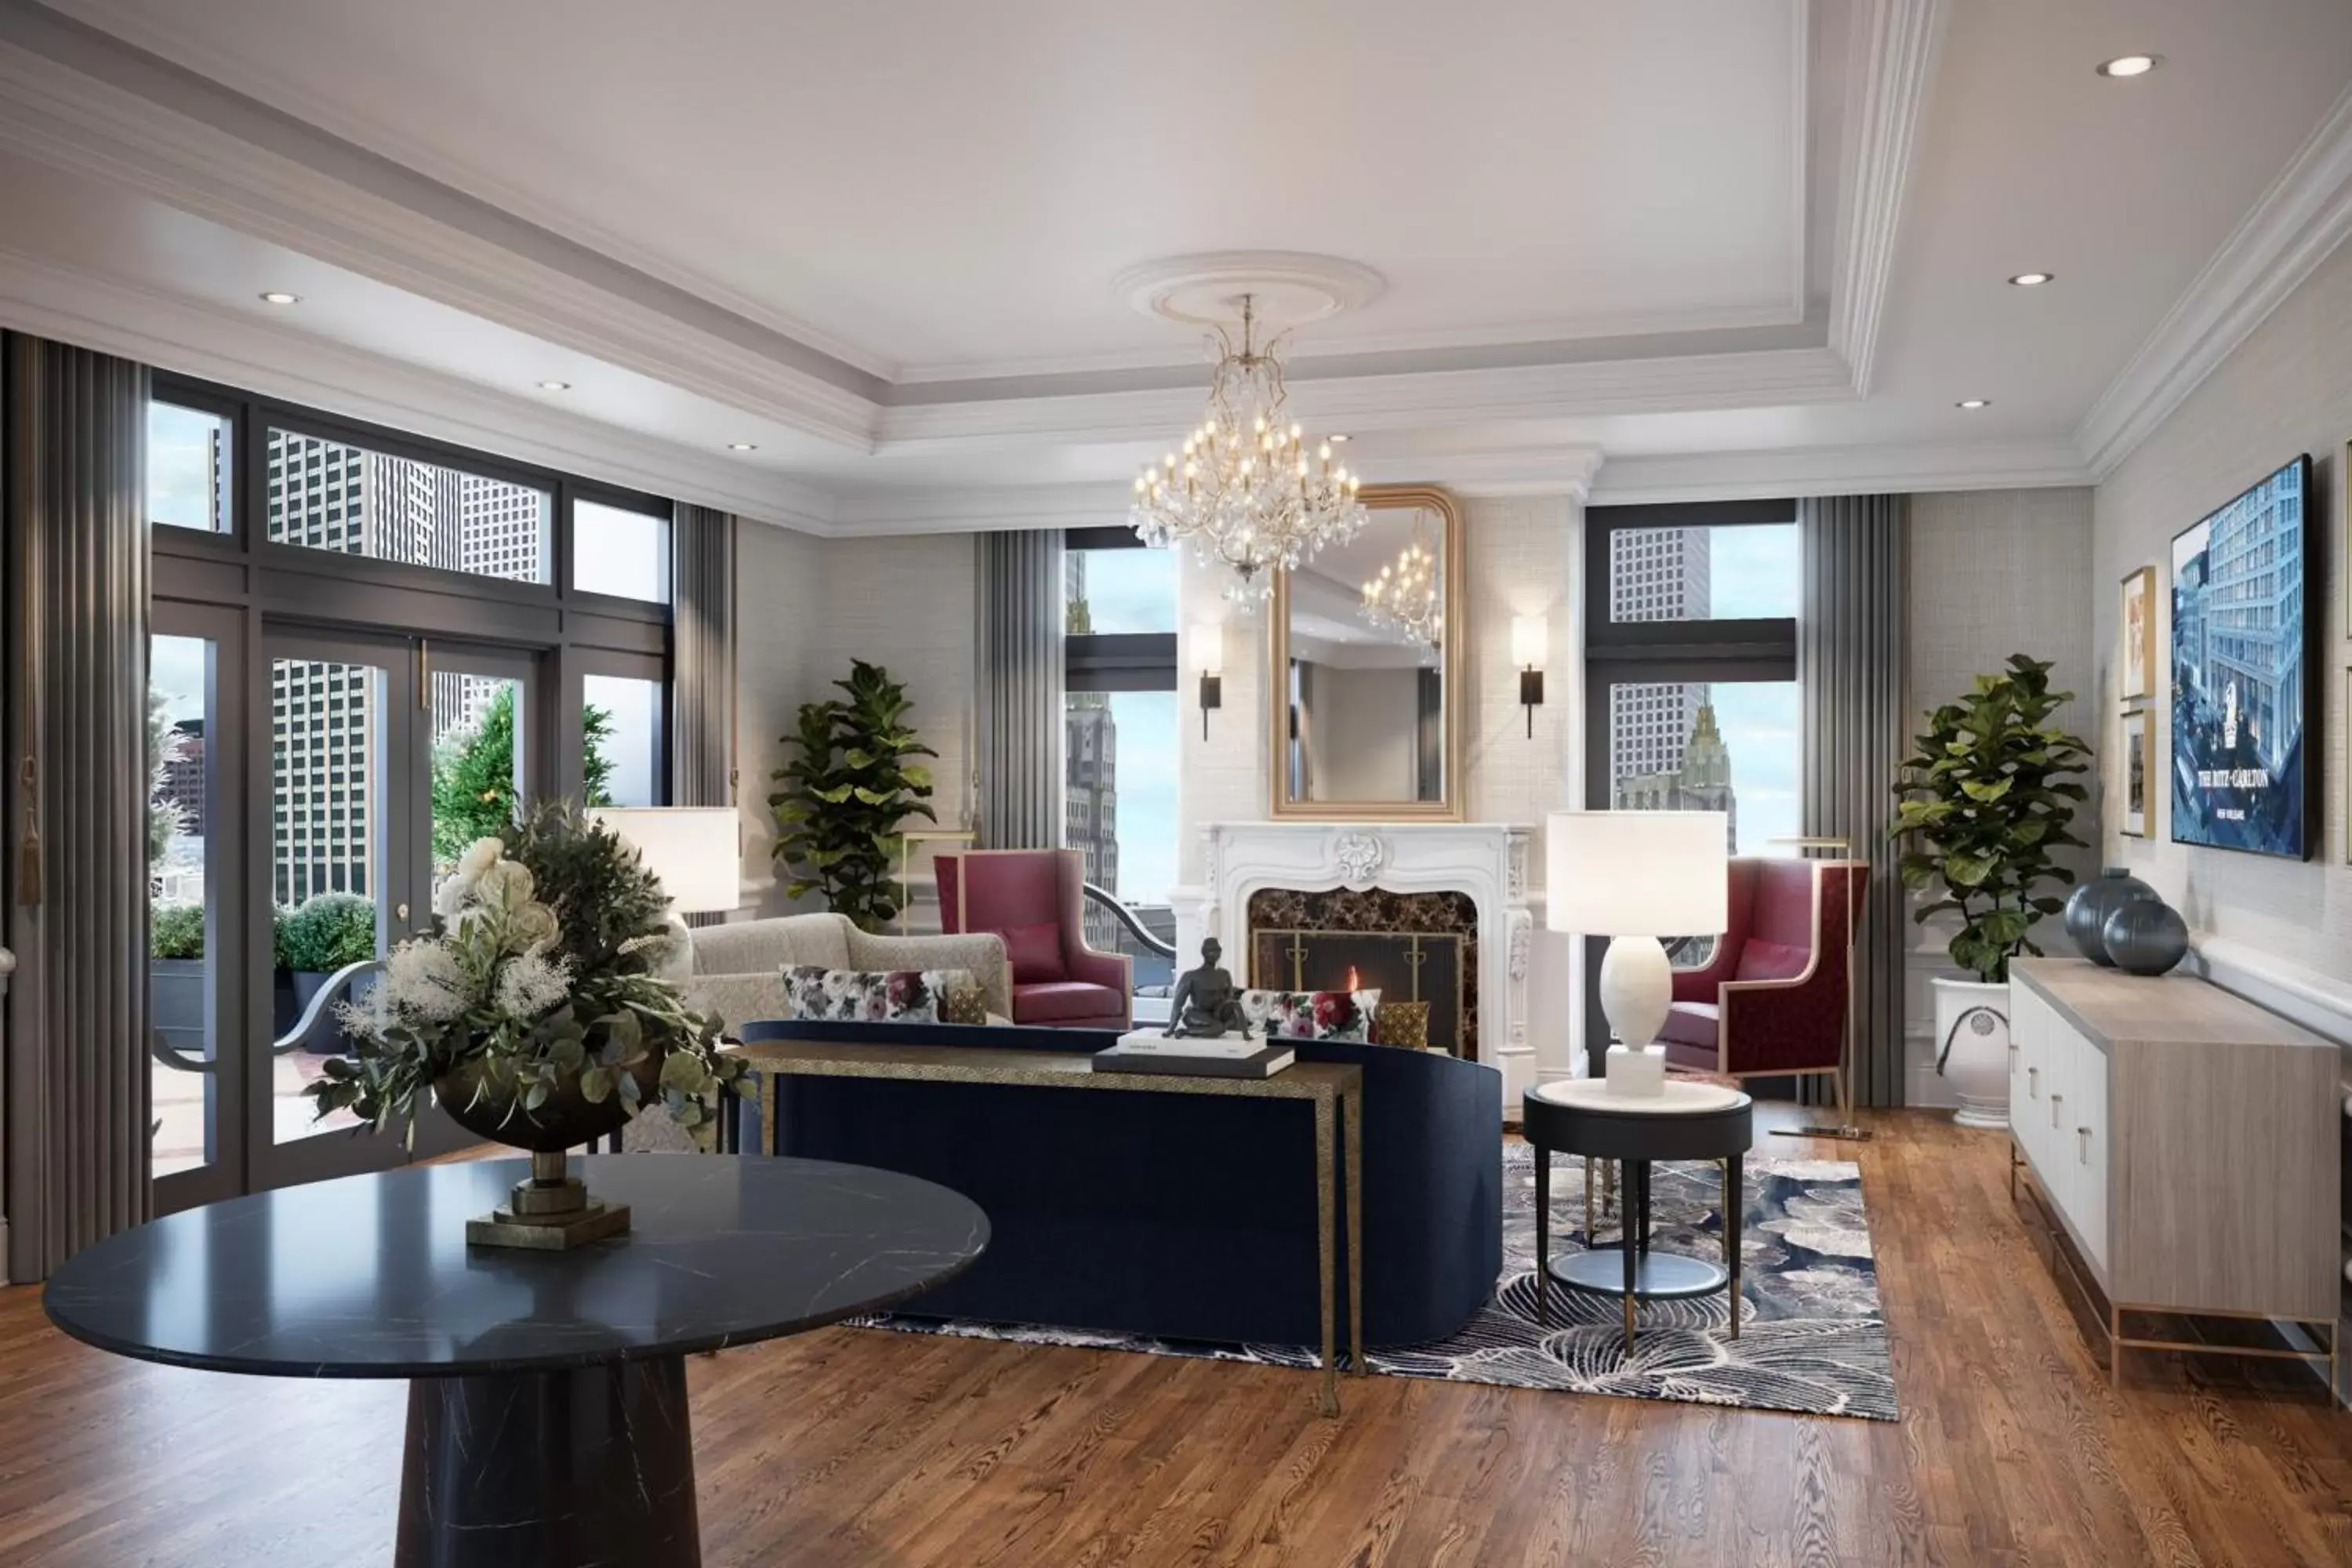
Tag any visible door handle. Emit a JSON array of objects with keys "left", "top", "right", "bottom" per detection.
[
  {"left": 2078, "top": 1127, "right": 2091, "bottom": 1163},
  {"left": 2049, "top": 1092, "right": 2063, "bottom": 1128},
  {"left": 2027, "top": 1067, "right": 2038, "bottom": 1098}
]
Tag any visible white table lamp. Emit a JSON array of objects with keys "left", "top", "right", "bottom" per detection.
[
  {"left": 1545, "top": 811, "right": 1728, "bottom": 1094},
  {"left": 585, "top": 807, "right": 742, "bottom": 914}
]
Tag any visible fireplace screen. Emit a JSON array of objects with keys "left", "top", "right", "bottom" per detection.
[{"left": 1250, "top": 929, "right": 1468, "bottom": 1057}]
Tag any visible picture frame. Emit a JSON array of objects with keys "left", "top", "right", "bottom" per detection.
[
  {"left": 2118, "top": 564, "right": 2156, "bottom": 702},
  {"left": 2122, "top": 708, "right": 2148, "bottom": 837}
]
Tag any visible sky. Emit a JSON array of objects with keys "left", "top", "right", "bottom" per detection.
[
  {"left": 149, "top": 401, "right": 227, "bottom": 533},
  {"left": 1698, "top": 524, "right": 1801, "bottom": 853}
]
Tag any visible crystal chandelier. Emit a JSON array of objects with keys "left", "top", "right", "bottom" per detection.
[
  {"left": 1130, "top": 294, "right": 1367, "bottom": 601},
  {"left": 1359, "top": 514, "right": 1443, "bottom": 650}
]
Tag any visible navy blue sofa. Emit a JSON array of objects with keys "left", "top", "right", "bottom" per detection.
[{"left": 735, "top": 1020, "right": 1502, "bottom": 1350}]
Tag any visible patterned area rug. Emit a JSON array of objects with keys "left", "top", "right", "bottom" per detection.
[{"left": 858, "top": 1145, "right": 1896, "bottom": 1421}]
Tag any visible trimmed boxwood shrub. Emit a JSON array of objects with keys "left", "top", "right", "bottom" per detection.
[
  {"left": 279, "top": 892, "right": 378, "bottom": 974},
  {"left": 151, "top": 903, "right": 205, "bottom": 960}
]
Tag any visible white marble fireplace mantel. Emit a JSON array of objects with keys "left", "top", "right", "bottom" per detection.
[{"left": 1170, "top": 822, "right": 1537, "bottom": 1107}]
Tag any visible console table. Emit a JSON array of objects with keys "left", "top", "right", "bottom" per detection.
[
  {"left": 2008, "top": 958, "right": 2341, "bottom": 1391},
  {"left": 42, "top": 1155, "right": 987, "bottom": 1567},
  {"left": 736, "top": 1036, "right": 1364, "bottom": 1414}
]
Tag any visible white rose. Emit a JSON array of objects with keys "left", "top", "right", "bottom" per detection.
[{"left": 458, "top": 837, "right": 505, "bottom": 878}]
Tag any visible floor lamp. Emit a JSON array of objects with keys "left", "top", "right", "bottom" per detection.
[{"left": 1766, "top": 836, "right": 1871, "bottom": 1142}]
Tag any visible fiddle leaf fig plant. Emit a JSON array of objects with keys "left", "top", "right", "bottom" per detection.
[
  {"left": 1891, "top": 653, "right": 2092, "bottom": 983},
  {"left": 768, "top": 660, "right": 937, "bottom": 932}
]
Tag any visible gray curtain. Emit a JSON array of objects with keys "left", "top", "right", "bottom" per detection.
[
  {"left": 1798, "top": 494, "right": 1909, "bottom": 1109},
  {"left": 976, "top": 530, "right": 1063, "bottom": 849},
  {"left": 670, "top": 503, "right": 737, "bottom": 924},
  {"left": 4, "top": 335, "right": 152, "bottom": 1279}
]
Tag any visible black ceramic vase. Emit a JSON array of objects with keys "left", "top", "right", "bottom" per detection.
[
  {"left": 2103, "top": 898, "right": 2189, "bottom": 977},
  {"left": 433, "top": 1051, "right": 666, "bottom": 1152},
  {"left": 2061, "top": 867, "right": 2160, "bottom": 967}
]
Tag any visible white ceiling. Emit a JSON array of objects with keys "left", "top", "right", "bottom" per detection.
[
  {"left": 0, "top": 0, "right": 2347, "bottom": 529},
  {"left": 38, "top": 0, "right": 1810, "bottom": 379}
]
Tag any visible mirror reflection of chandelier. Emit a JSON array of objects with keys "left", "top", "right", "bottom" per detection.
[
  {"left": 1360, "top": 512, "right": 1443, "bottom": 649},
  {"left": 1130, "top": 294, "right": 1367, "bottom": 601}
]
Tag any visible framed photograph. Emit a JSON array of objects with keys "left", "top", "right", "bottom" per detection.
[
  {"left": 2118, "top": 564, "right": 2156, "bottom": 702},
  {"left": 2121, "top": 709, "right": 2148, "bottom": 837}
]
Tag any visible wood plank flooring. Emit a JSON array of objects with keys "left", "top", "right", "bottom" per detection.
[{"left": 0, "top": 1106, "right": 2344, "bottom": 1566}]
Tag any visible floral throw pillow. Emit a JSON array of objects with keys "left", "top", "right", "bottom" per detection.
[
  {"left": 779, "top": 966, "right": 975, "bottom": 1025},
  {"left": 1239, "top": 988, "right": 1381, "bottom": 1042}
]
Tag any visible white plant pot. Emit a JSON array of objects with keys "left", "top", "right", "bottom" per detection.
[{"left": 1933, "top": 976, "right": 2013, "bottom": 1130}]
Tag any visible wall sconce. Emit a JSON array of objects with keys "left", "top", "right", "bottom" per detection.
[
  {"left": 1190, "top": 622, "right": 1224, "bottom": 741},
  {"left": 1511, "top": 615, "right": 1547, "bottom": 738}
]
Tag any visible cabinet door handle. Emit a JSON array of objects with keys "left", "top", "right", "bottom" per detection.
[
  {"left": 2049, "top": 1092, "right": 2063, "bottom": 1128},
  {"left": 2027, "top": 1067, "right": 2038, "bottom": 1098},
  {"left": 2077, "top": 1127, "right": 2091, "bottom": 1163}
]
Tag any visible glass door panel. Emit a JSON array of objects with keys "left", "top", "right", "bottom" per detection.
[
  {"left": 149, "top": 632, "right": 217, "bottom": 1183},
  {"left": 1584, "top": 675, "right": 1800, "bottom": 1065},
  {"left": 256, "top": 633, "right": 415, "bottom": 1188}
]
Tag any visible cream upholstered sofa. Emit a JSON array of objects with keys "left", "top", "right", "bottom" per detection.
[
  {"left": 626, "top": 913, "right": 1013, "bottom": 1152},
  {"left": 678, "top": 912, "right": 1012, "bottom": 1034}
]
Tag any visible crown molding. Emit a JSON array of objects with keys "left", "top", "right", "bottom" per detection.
[
  {"left": 1825, "top": 0, "right": 1944, "bottom": 393},
  {"left": 1588, "top": 437, "right": 2091, "bottom": 505},
  {"left": 0, "top": 243, "right": 838, "bottom": 533},
  {"left": 0, "top": 5, "right": 885, "bottom": 448},
  {"left": 875, "top": 347, "right": 1857, "bottom": 454},
  {"left": 831, "top": 483, "right": 1137, "bottom": 538},
  {"left": 2074, "top": 83, "right": 2352, "bottom": 481}
]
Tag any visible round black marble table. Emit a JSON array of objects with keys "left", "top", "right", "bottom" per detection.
[
  {"left": 1521, "top": 1080, "right": 1753, "bottom": 1352},
  {"left": 43, "top": 1154, "right": 989, "bottom": 1568}
]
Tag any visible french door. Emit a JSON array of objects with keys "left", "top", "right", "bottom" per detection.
[{"left": 146, "top": 624, "right": 547, "bottom": 1204}]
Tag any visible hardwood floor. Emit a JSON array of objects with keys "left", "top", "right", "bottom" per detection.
[{"left": 1, "top": 1107, "right": 2344, "bottom": 1566}]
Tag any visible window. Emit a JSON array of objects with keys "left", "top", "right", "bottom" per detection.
[
  {"left": 574, "top": 499, "right": 672, "bottom": 602},
  {"left": 583, "top": 673, "right": 664, "bottom": 807},
  {"left": 263, "top": 426, "right": 551, "bottom": 584},
  {"left": 1062, "top": 531, "right": 1178, "bottom": 982},
  {"left": 148, "top": 402, "right": 232, "bottom": 532},
  {"left": 1584, "top": 503, "right": 1802, "bottom": 1042},
  {"left": 150, "top": 632, "right": 216, "bottom": 1180}
]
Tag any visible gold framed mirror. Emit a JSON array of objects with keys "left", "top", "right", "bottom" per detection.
[{"left": 1269, "top": 484, "right": 1465, "bottom": 820}]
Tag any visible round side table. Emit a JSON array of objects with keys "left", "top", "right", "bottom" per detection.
[{"left": 1521, "top": 1080, "right": 1754, "bottom": 1352}]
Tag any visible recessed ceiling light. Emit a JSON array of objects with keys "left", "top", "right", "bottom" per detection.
[
  {"left": 258, "top": 290, "right": 301, "bottom": 306},
  {"left": 2007, "top": 271, "right": 2055, "bottom": 288},
  {"left": 536, "top": 379, "right": 572, "bottom": 391},
  {"left": 1956, "top": 398, "right": 1991, "bottom": 410},
  {"left": 2096, "top": 54, "right": 2159, "bottom": 78},
  {"left": 728, "top": 441, "right": 758, "bottom": 452},
  {"left": 1327, "top": 433, "right": 1352, "bottom": 443}
]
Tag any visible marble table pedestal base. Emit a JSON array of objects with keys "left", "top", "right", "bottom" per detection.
[{"left": 397, "top": 1356, "right": 699, "bottom": 1568}]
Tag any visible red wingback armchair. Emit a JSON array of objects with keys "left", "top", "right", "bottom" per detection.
[
  {"left": 1661, "top": 857, "right": 1867, "bottom": 1115},
  {"left": 935, "top": 849, "right": 1132, "bottom": 1030}
]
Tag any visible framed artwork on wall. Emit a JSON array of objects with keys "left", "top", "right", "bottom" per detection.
[
  {"left": 2118, "top": 564, "right": 2156, "bottom": 702},
  {"left": 2122, "top": 708, "right": 2149, "bottom": 837}
]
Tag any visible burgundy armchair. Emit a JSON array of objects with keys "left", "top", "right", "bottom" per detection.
[
  {"left": 935, "top": 849, "right": 1132, "bottom": 1030},
  {"left": 1661, "top": 857, "right": 1867, "bottom": 1116}
]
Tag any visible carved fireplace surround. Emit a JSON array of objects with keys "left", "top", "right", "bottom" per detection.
[{"left": 1173, "top": 822, "right": 1535, "bottom": 1109}]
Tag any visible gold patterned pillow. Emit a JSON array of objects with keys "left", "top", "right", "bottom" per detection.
[
  {"left": 1370, "top": 1000, "right": 1430, "bottom": 1050},
  {"left": 938, "top": 981, "right": 989, "bottom": 1026}
]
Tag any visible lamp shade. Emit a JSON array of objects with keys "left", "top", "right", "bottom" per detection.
[
  {"left": 1189, "top": 621, "right": 1225, "bottom": 677},
  {"left": 586, "top": 807, "right": 740, "bottom": 914},
  {"left": 1510, "top": 614, "right": 1547, "bottom": 670},
  {"left": 1544, "top": 811, "right": 1727, "bottom": 935}
]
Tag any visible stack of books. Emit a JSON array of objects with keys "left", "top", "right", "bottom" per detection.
[{"left": 1091, "top": 1030, "right": 1294, "bottom": 1080}]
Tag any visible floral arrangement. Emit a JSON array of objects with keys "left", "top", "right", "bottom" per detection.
[{"left": 306, "top": 800, "right": 747, "bottom": 1150}]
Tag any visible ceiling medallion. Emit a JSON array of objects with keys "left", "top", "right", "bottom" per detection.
[
  {"left": 1360, "top": 510, "right": 1443, "bottom": 652},
  {"left": 1131, "top": 292, "right": 1366, "bottom": 601}
]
